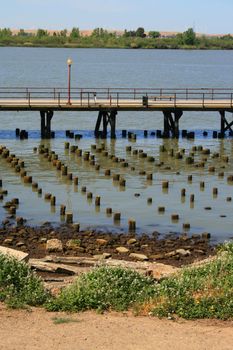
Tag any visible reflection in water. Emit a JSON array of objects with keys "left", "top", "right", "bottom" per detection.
[{"left": 0, "top": 134, "right": 233, "bottom": 243}]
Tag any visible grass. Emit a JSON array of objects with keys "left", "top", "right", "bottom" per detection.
[
  {"left": 1, "top": 242, "right": 233, "bottom": 319},
  {"left": 0, "top": 253, "right": 48, "bottom": 308},
  {"left": 46, "top": 242, "right": 233, "bottom": 320},
  {"left": 142, "top": 242, "right": 233, "bottom": 320},
  {"left": 46, "top": 266, "right": 156, "bottom": 312},
  {"left": 52, "top": 317, "right": 81, "bottom": 325}
]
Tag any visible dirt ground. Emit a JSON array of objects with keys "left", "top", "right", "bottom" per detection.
[{"left": 0, "top": 303, "right": 232, "bottom": 350}]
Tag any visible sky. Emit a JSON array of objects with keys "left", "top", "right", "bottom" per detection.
[{"left": 1, "top": 0, "right": 233, "bottom": 34}]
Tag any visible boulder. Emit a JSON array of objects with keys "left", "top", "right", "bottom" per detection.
[
  {"left": 129, "top": 253, "right": 149, "bottom": 261},
  {"left": 0, "top": 245, "right": 29, "bottom": 262},
  {"left": 116, "top": 246, "right": 129, "bottom": 254},
  {"left": 46, "top": 239, "right": 63, "bottom": 253}
]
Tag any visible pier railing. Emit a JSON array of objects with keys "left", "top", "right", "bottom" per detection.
[{"left": 1, "top": 87, "right": 233, "bottom": 108}]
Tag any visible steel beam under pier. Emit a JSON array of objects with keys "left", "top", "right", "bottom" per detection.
[
  {"left": 163, "top": 110, "right": 183, "bottom": 138},
  {"left": 94, "top": 110, "right": 117, "bottom": 139},
  {"left": 220, "top": 111, "right": 233, "bottom": 137},
  {"left": 40, "top": 110, "right": 54, "bottom": 139}
]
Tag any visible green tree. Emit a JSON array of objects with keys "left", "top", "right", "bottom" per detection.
[
  {"left": 60, "top": 29, "right": 67, "bottom": 37},
  {"left": 36, "top": 29, "right": 48, "bottom": 38},
  {"left": 135, "top": 27, "right": 146, "bottom": 38},
  {"left": 70, "top": 27, "right": 80, "bottom": 39},
  {"left": 148, "top": 31, "right": 160, "bottom": 38},
  {"left": 0, "top": 28, "right": 12, "bottom": 37},
  {"left": 183, "top": 28, "right": 196, "bottom": 45}
]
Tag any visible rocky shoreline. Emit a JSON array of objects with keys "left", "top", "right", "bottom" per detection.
[{"left": 0, "top": 223, "right": 215, "bottom": 267}]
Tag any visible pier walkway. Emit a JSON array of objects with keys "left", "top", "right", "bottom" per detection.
[{"left": 0, "top": 87, "right": 233, "bottom": 138}]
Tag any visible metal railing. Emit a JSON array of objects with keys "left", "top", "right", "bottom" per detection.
[{"left": 0, "top": 87, "right": 233, "bottom": 108}]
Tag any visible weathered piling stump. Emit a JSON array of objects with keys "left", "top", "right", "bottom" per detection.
[
  {"left": 67, "top": 173, "right": 73, "bottom": 181},
  {"left": 87, "top": 192, "right": 93, "bottom": 199},
  {"left": 190, "top": 194, "right": 195, "bottom": 202},
  {"left": 23, "top": 176, "right": 32, "bottom": 184},
  {"left": 187, "top": 175, "right": 192, "bottom": 182},
  {"left": 128, "top": 218, "right": 136, "bottom": 231},
  {"left": 113, "top": 212, "right": 121, "bottom": 222},
  {"left": 73, "top": 177, "right": 79, "bottom": 186},
  {"left": 44, "top": 193, "right": 52, "bottom": 200},
  {"left": 183, "top": 223, "right": 190, "bottom": 230},
  {"left": 181, "top": 188, "right": 186, "bottom": 196},
  {"left": 32, "top": 182, "right": 38, "bottom": 190},
  {"left": 81, "top": 186, "right": 87, "bottom": 193},
  {"left": 60, "top": 204, "right": 66, "bottom": 216},
  {"left": 213, "top": 187, "right": 218, "bottom": 196},
  {"left": 105, "top": 169, "right": 111, "bottom": 176},
  {"left": 200, "top": 181, "right": 205, "bottom": 189},
  {"left": 64, "top": 142, "right": 70, "bottom": 150},
  {"left": 119, "top": 178, "right": 126, "bottom": 187},
  {"left": 171, "top": 214, "right": 179, "bottom": 221},
  {"left": 162, "top": 181, "right": 169, "bottom": 189},
  {"left": 158, "top": 206, "right": 165, "bottom": 213},
  {"left": 95, "top": 196, "right": 101, "bottom": 206},
  {"left": 50, "top": 196, "right": 56, "bottom": 206},
  {"left": 146, "top": 173, "right": 153, "bottom": 181},
  {"left": 106, "top": 207, "right": 112, "bottom": 216},
  {"left": 66, "top": 212, "right": 73, "bottom": 224}
]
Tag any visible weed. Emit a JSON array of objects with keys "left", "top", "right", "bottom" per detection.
[
  {"left": 0, "top": 253, "right": 48, "bottom": 308},
  {"left": 46, "top": 266, "right": 156, "bottom": 312},
  {"left": 52, "top": 317, "right": 81, "bottom": 325}
]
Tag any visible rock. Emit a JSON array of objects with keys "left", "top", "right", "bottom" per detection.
[
  {"left": 46, "top": 239, "right": 63, "bottom": 253},
  {"left": 176, "top": 249, "right": 191, "bottom": 257},
  {"left": 116, "top": 246, "right": 129, "bottom": 254},
  {"left": 103, "top": 252, "right": 112, "bottom": 259},
  {"left": 28, "top": 259, "right": 80, "bottom": 275},
  {"left": 127, "top": 238, "right": 137, "bottom": 245},
  {"left": 96, "top": 238, "right": 108, "bottom": 246},
  {"left": 148, "top": 263, "right": 179, "bottom": 280},
  {"left": 129, "top": 253, "right": 149, "bottom": 261},
  {"left": 16, "top": 241, "right": 26, "bottom": 248},
  {"left": 202, "top": 232, "right": 211, "bottom": 239},
  {"left": 149, "top": 253, "right": 165, "bottom": 260},
  {"left": 39, "top": 237, "right": 47, "bottom": 243},
  {"left": 3, "top": 238, "right": 13, "bottom": 245},
  {"left": 66, "top": 239, "right": 81, "bottom": 250},
  {"left": 0, "top": 245, "right": 29, "bottom": 262},
  {"left": 165, "top": 250, "right": 177, "bottom": 258}
]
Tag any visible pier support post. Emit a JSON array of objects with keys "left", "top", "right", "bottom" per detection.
[
  {"left": 220, "top": 110, "right": 233, "bottom": 136},
  {"left": 40, "top": 110, "right": 54, "bottom": 139},
  {"left": 94, "top": 110, "right": 117, "bottom": 138},
  {"left": 163, "top": 110, "right": 183, "bottom": 138}
]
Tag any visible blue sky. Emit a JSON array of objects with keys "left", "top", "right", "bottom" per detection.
[{"left": 1, "top": 0, "right": 233, "bottom": 34}]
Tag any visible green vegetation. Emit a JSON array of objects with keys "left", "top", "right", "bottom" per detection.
[
  {"left": 1, "top": 242, "right": 233, "bottom": 320},
  {"left": 46, "top": 242, "right": 233, "bottom": 320},
  {"left": 0, "top": 254, "right": 48, "bottom": 308},
  {"left": 46, "top": 266, "right": 156, "bottom": 312},
  {"left": 52, "top": 317, "right": 81, "bottom": 325},
  {"left": 1, "top": 27, "right": 233, "bottom": 49}
]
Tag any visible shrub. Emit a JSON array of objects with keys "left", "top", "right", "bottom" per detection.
[
  {"left": 46, "top": 266, "right": 156, "bottom": 312},
  {"left": 149, "top": 242, "right": 233, "bottom": 319},
  {"left": 0, "top": 254, "right": 48, "bottom": 308}
]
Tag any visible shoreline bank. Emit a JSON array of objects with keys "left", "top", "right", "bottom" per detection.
[{"left": 0, "top": 223, "right": 215, "bottom": 267}]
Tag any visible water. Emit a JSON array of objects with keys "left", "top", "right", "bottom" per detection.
[{"left": 0, "top": 47, "right": 233, "bottom": 243}]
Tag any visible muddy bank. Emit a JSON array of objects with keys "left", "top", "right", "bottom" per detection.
[{"left": 0, "top": 223, "right": 215, "bottom": 267}]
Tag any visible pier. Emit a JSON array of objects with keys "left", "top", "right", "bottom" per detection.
[{"left": 0, "top": 87, "right": 233, "bottom": 138}]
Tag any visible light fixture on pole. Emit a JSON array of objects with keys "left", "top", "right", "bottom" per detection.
[{"left": 67, "top": 58, "right": 73, "bottom": 104}]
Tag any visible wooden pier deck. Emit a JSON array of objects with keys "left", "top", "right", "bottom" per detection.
[{"left": 0, "top": 87, "right": 233, "bottom": 138}]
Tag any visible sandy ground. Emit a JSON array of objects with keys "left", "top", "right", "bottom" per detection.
[{"left": 0, "top": 303, "right": 232, "bottom": 350}]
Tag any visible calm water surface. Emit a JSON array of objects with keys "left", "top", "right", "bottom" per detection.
[{"left": 0, "top": 47, "right": 233, "bottom": 243}]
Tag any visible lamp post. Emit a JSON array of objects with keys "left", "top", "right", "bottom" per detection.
[{"left": 67, "top": 58, "right": 73, "bottom": 104}]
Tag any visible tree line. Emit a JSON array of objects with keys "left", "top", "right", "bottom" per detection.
[{"left": 1, "top": 27, "right": 233, "bottom": 49}]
